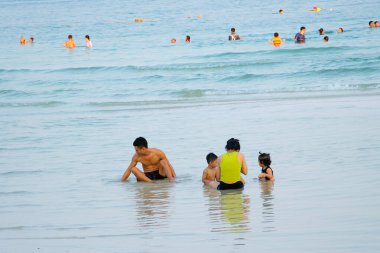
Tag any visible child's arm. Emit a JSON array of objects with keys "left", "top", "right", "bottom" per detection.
[
  {"left": 259, "top": 168, "right": 274, "bottom": 180},
  {"left": 202, "top": 169, "right": 210, "bottom": 184}
]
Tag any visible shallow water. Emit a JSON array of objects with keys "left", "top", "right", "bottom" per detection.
[{"left": 1, "top": 0, "right": 380, "bottom": 252}]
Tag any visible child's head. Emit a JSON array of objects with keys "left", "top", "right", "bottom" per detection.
[
  {"left": 206, "top": 153, "right": 218, "bottom": 167},
  {"left": 274, "top": 32, "right": 279, "bottom": 37},
  {"left": 258, "top": 152, "right": 271, "bottom": 168}
]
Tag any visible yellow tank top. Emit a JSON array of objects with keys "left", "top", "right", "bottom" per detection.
[{"left": 220, "top": 152, "right": 241, "bottom": 183}]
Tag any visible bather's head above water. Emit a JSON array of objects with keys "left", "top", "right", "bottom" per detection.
[{"left": 133, "top": 137, "right": 148, "bottom": 155}]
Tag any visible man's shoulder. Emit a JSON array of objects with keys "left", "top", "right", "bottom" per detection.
[{"left": 150, "top": 148, "right": 165, "bottom": 156}]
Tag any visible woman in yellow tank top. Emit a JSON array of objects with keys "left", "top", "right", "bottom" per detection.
[{"left": 217, "top": 138, "right": 248, "bottom": 190}]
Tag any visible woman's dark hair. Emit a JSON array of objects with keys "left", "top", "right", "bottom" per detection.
[
  {"left": 258, "top": 152, "right": 271, "bottom": 167},
  {"left": 369, "top": 21, "right": 374, "bottom": 25},
  {"left": 68, "top": 34, "right": 72, "bottom": 39},
  {"left": 206, "top": 153, "right": 218, "bottom": 164},
  {"left": 85, "top": 35, "right": 90, "bottom": 40},
  {"left": 225, "top": 138, "right": 240, "bottom": 151},
  {"left": 231, "top": 28, "right": 236, "bottom": 32},
  {"left": 324, "top": 36, "right": 329, "bottom": 41},
  {"left": 319, "top": 28, "right": 324, "bottom": 35},
  {"left": 133, "top": 137, "right": 148, "bottom": 148}
]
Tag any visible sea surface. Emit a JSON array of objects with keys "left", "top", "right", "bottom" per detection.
[{"left": 1, "top": 0, "right": 380, "bottom": 252}]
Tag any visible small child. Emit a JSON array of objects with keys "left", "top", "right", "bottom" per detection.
[
  {"left": 258, "top": 152, "right": 274, "bottom": 180},
  {"left": 202, "top": 153, "right": 219, "bottom": 187},
  {"left": 85, "top": 35, "right": 92, "bottom": 48},
  {"left": 20, "top": 36, "right": 26, "bottom": 45},
  {"left": 272, "top": 33, "right": 284, "bottom": 47}
]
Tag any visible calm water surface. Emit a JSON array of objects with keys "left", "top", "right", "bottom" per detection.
[{"left": 1, "top": 0, "right": 380, "bottom": 252}]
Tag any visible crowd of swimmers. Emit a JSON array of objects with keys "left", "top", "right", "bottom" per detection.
[
  {"left": 19, "top": 19, "right": 379, "bottom": 49},
  {"left": 121, "top": 137, "right": 273, "bottom": 191},
  {"left": 19, "top": 34, "right": 93, "bottom": 48}
]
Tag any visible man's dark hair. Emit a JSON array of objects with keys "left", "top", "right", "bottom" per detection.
[
  {"left": 133, "top": 137, "right": 148, "bottom": 148},
  {"left": 369, "top": 21, "right": 374, "bottom": 25},
  {"left": 231, "top": 28, "right": 236, "bottom": 32},
  {"left": 319, "top": 28, "right": 324, "bottom": 34},
  {"left": 85, "top": 35, "right": 90, "bottom": 40},
  {"left": 68, "top": 34, "right": 73, "bottom": 39},
  {"left": 206, "top": 153, "right": 218, "bottom": 164},
  {"left": 300, "top": 26, "right": 306, "bottom": 31},
  {"left": 225, "top": 138, "right": 240, "bottom": 151},
  {"left": 258, "top": 152, "right": 271, "bottom": 167},
  {"left": 274, "top": 32, "right": 279, "bottom": 37}
]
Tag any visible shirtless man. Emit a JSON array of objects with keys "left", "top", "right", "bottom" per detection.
[
  {"left": 121, "top": 137, "right": 176, "bottom": 182},
  {"left": 229, "top": 28, "right": 241, "bottom": 41},
  {"left": 64, "top": 35, "right": 76, "bottom": 48}
]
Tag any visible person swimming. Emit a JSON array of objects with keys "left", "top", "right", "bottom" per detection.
[
  {"left": 271, "top": 32, "right": 284, "bottom": 47},
  {"left": 171, "top": 38, "right": 176, "bottom": 43},
  {"left": 185, "top": 35, "right": 191, "bottom": 43},
  {"left": 337, "top": 27, "right": 344, "bottom": 33},
  {"left": 324, "top": 36, "right": 329, "bottom": 42},
  {"left": 294, "top": 26, "right": 306, "bottom": 43},
  {"left": 319, "top": 28, "right": 325, "bottom": 35},
  {"left": 20, "top": 36, "right": 26, "bottom": 45},
  {"left": 85, "top": 35, "right": 92, "bottom": 48},
  {"left": 229, "top": 28, "right": 240, "bottom": 41},
  {"left": 26, "top": 37, "right": 34, "bottom": 44},
  {"left": 279, "top": 9, "right": 284, "bottom": 14},
  {"left": 369, "top": 21, "right": 375, "bottom": 27},
  {"left": 64, "top": 35, "right": 76, "bottom": 48},
  {"left": 375, "top": 21, "right": 379, "bottom": 27}
]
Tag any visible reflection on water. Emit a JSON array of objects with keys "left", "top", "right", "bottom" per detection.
[
  {"left": 203, "top": 187, "right": 250, "bottom": 234},
  {"left": 134, "top": 182, "right": 172, "bottom": 229},
  {"left": 260, "top": 180, "right": 275, "bottom": 232}
]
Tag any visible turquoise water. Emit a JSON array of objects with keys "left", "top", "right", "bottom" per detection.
[{"left": 1, "top": 0, "right": 380, "bottom": 252}]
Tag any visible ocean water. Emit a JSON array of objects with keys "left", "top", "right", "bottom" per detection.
[{"left": 1, "top": 0, "right": 380, "bottom": 252}]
